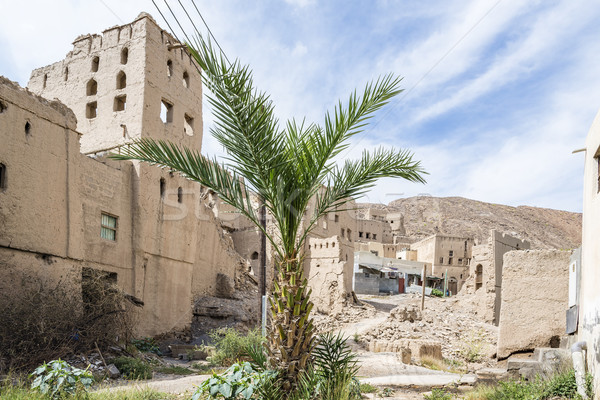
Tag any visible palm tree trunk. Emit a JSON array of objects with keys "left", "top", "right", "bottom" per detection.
[{"left": 268, "top": 257, "right": 316, "bottom": 390}]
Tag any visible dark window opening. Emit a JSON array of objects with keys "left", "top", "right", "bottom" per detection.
[
  {"left": 366, "top": 232, "right": 371, "bottom": 239},
  {"left": 116, "top": 71, "right": 126, "bottom": 89},
  {"left": 251, "top": 251, "right": 259, "bottom": 260},
  {"left": 595, "top": 147, "right": 600, "bottom": 193},
  {"left": 448, "top": 257, "right": 453, "bottom": 265},
  {"left": 359, "top": 231, "right": 363, "bottom": 238},
  {"left": 24, "top": 121, "right": 31, "bottom": 135},
  {"left": 160, "top": 99, "right": 173, "bottom": 123},
  {"left": 160, "top": 178, "right": 166, "bottom": 198},
  {"left": 439, "top": 257, "right": 444, "bottom": 264},
  {"left": 43, "top": 74, "right": 47, "bottom": 89},
  {"left": 64, "top": 66, "right": 69, "bottom": 81},
  {"left": 184, "top": 114, "right": 194, "bottom": 136},
  {"left": 86, "top": 102, "right": 97, "bottom": 119},
  {"left": 0, "top": 100, "right": 6, "bottom": 113},
  {"left": 177, "top": 187, "right": 183, "bottom": 203},
  {"left": 347, "top": 229, "right": 352, "bottom": 241},
  {"left": 341, "top": 228, "right": 345, "bottom": 238},
  {"left": 0, "top": 163, "right": 6, "bottom": 190},
  {"left": 334, "top": 214, "right": 339, "bottom": 222},
  {"left": 121, "top": 47, "right": 129, "bottom": 64},
  {"left": 372, "top": 233, "right": 377, "bottom": 240},
  {"left": 114, "top": 95, "right": 126, "bottom": 112},
  {"left": 86, "top": 79, "right": 97, "bottom": 96},
  {"left": 167, "top": 60, "right": 173, "bottom": 77},
  {"left": 183, "top": 71, "right": 189, "bottom": 88},
  {"left": 91, "top": 56, "right": 99, "bottom": 72}
]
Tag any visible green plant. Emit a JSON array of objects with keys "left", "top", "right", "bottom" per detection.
[
  {"left": 1, "top": 382, "right": 174, "bottom": 400},
  {"left": 353, "top": 332, "right": 361, "bottom": 343},
  {"left": 131, "top": 338, "right": 161, "bottom": 355},
  {"left": 112, "top": 26, "right": 426, "bottom": 390},
  {"left": 29, "top": 359, "right": 93, "bottom": 399},
  {"left": 359, "top": 382, "right": 377, "bottom": 393},
  {"left": 110, "top": 356, "right": 152, "bottom": 380},
  {"left": 154, "top": 365, "right": 196, "bottom": 375},
  {"left": 458, "top": 329, "right": 487, "bottom": 363},
  {"left": 431, "top": 288, "right": 444, "bottom": 297},
  {"left": 423, "top": 388, "right": 452, "bottom": 400},
  {"left": 313, "top": 332, "right": 361, "bottom": 400},
  {"left": 209, "top": 328, "right": 265, "bottom": 367},
  {"left": 192, "top": 362, "right": 269, "bottom": 400}
]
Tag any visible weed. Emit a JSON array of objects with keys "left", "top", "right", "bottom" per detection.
[
  {"left": 110, "top": 356, "right": 152, "bottom": 380},
  {"left": 458, "top": 329, "right": 488, "bottom": 363},
  {"left": 424, "top": 388, "right": 453, "bottom": 400},
  {"left": 208, "top": 328, "right": 264, "bottom": 367},
  {"left": 154, "top": 365, "right": 196, "bottom": 375},
  {"left": 359, "top": 382, "right": 377, "bottom": 393},
  {"left": 420, "top": 356, "right": 465, "bottom": 374},
  {"left": 131, "top": 338, "right": 161, "bottom": 355},
  {"left": 30, "top": 359, "right": 93, "bottom": 399}
]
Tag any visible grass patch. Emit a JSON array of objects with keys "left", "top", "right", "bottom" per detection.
[
  {"left": 110, "top": 356, "right": 153, "bottom": 380},
  {"left": 359, "top": 382, "right": 377, "bottom": 393},
  {"left": 208, "top": 327, "right": 264, "bottom": 366},
  {"left": 420, "top": 356, "right": 465, "bottom": 374},
  {"left": 424, "top": 388, "right": 453, "bottom": 400},
  {"left": 0, "top": 383, "right": 174, "bottom": 400},
  {"left": 463, "top": 368, "right": 594, "bottom": 400},
  {"left": 154, "top": 365, "right": 196, "bottom": 375}
]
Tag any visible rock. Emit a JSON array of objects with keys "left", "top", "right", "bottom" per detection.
[
  {"left": 390, "top": 304, "right": 422, "bottom": 322},
  {"left": 107, "top": 364, "right": 120, "bottom": 379}
]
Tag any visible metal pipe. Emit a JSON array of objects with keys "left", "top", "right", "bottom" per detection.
[{"left": 571, "top": 341, "right": 588, "bottom": 399}]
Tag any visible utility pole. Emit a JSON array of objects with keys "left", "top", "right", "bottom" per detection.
[
  {"left": 259, "top": 201, "right": 267, "bottom": 334},
  {"left": 421, "top": 264, "right": 427, "bottom": 310}
]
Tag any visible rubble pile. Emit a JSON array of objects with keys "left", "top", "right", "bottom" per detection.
[
  {"left": 312, "top": 301, "right": 377, "bottom": 333},
  {"left": 362, "top": 296, "right": 497, "bottom": 368}
]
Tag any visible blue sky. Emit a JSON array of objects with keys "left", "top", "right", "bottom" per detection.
[{"left": 2, "top": 0, "right": 599, "bottom": 212}]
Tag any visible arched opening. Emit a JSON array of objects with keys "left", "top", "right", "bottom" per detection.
[
  {"left": 24, "top": 121, "right": 31, "bottom": 136},
  {"left": 86, "top": 79, "right": 97, "bottom": 96},
  {"left": 116, "top": 71, "right": 126, "bottom": 89},
  {"left": 121, "top": 47, "right": 129, "bottom": 64},
  {"left": 251, "top": 252, "right": 259, "bottom": 260},
  {"left": 475, "top": 264, "right": 483, "bottom": 290},
  {"left": 183, "top": 71, "right": 189, "bottom": 88},
  {"left": 167, "top": 59, "right": 173, "bottom": 77},
  {"left": 91, "top": 56, "right": 99, "bottom": 72}
]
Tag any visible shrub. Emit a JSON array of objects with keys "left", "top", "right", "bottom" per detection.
[
  {"left": 209, "top": 328, "right": 265, "bottom": 366},
  {"left": 29, "top": 359, "right": 93, "bottom": 399},
  {"left": 192, "top": 362, "right": 269, "bottom": 400},
  {"left": 131, "top": 338, "right": 161, "bottom": 355},
  {"left": 110, "top": 356, "right": 153, "bottom": 380},
  {"left": 359, "top": 382, "right": 377, "bottom": 393},
  {"left": 431, "top": 288, "right": 444, "bottom": 297},
  {"left": 0, "top": 269, "right": 135, "bottom": 373},
  {"left": 424, "top": 388, "right": 453, "bottom": 400}
]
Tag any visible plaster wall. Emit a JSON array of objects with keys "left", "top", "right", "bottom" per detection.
[
  {"left": 578, "top": 107, "right": 600, "bottom": 398},
  {"left": 497, "top": 249, "right": 570, "bottom": 359}
]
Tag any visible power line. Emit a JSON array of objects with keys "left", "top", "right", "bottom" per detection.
[
  {"left": 97, "top": 0, "right": 124, "bottom": 23},
  {"left": 341, "top": 0, "right": 503, "bottom": 157},
  {"left": 190, "top": 0, "right": 231, "bottom": 64},
  {"left": 162, "top": 0, "right": 194, "bottom": 45}
]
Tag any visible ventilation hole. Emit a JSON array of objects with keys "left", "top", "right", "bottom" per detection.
[
  {"left": 43, "top": 74, "right": 47, "bottom": 89},
  {"left": 160, "top": 178, "right": 166, "bottom": 198},
  {"left": 64, "top": 67, "right": 69, "bottom": 81},
  {"left": 177, "top": 187, "right": 183, "bottom": 203},
  {"left": 25, "top": 121, "right": 31, "bottom": 135}
]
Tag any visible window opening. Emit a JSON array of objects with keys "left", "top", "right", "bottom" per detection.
[
  {"left": 251, "top": 251, "right": 259, "bottom": 260},
  {"left": 116, "top": 71, "right": 126, "bottom": 89},
  {"left": 183, "top": 71, "right": 189, "bottom": 88},
  {"left": 184, "top": 114, "right": 194, "bottom": 136},
  {"left": 177, "top": 187, "right": 183, "bottom": 203},
  {"left": 43, "top": 74, "right": 47, "bottom": 89},
  {"left": 64, "top": 67, "right": 69, "bottom": 81},
  {"left": 373, "top": 234, "right": 377, "bottom": 240},
  {"left": 359, "top": 231, "right": 363, "bottom": 238},
  {"left": 101, "top": 213, "right": 117, "bottom": 241},
  {"left": 595, "top": 147, "right": 600, "bottom": 193},
  {"left": 0, "top": 100, "right": 6, "bottom": 113},
  {"left": 160, "top": 99, "right": 173, "bottom": 123},
  {"left": 0, "top": 163, "right": 6, "bottom": 190},
  {"left": 25, "top": 121, "right": 31, "bottom": 135},
  {"left": 87, "top": 79, "right": 97, "bottom": 96},
  {"left": 334, "top": 214, "right": 339, "bottom": 222},
  {"left": 114, "top": 95, "right": 126, "bottom": 112},
  {"left": 439, "top": 257, "right": 444, "bottom": 264},
  {"left": 167, "top": 60, "right": 173, "bottom": 77},
  {"left": 86, "top": 102, "right": 97, "bottom": 119},
  {"left": 121, "top": 47, "right": 128, "bottom": 64},
  {"left": 160, "top": 178, "right": 166, "bottom": 197},
  {"left": 91, "top": 56, "right": 99, "bottom": 72}
]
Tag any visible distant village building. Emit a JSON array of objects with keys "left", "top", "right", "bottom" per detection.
[{"left": 353, "top": 251, "right": 427, "bottom": 295}]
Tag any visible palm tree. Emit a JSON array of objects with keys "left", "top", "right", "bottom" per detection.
[{"left": 111, "top": 36, "right": 426, "bottom": 389}]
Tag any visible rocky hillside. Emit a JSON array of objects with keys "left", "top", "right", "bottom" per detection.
[{"left": 359, "top": 196, "right": 581, "bottom": 249}]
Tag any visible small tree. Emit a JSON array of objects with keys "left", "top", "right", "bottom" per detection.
[{"left": 111, "top": 35, "right": 426, "bottom": 390}]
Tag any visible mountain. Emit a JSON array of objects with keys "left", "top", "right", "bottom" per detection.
[{"left": 359, "top": 196, "right": 581, "bottom": 249}]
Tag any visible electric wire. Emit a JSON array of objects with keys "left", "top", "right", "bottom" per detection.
[
  {"left": 162, "top": 0, "right": 194, "bottom": 45},
  {"left": 190, "top": 0, "right": 231, "bottom": 64}
]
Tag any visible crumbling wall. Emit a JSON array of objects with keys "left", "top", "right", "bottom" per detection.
[{"left": 497, "top": 249, "right": 570, "bottom": 359}]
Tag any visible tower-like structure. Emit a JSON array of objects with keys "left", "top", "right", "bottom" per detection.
[{"left": 28, "top": 12, "right": 202, "bottom": 154}]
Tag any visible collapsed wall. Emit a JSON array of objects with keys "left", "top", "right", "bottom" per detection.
[{"left": 497, "top": 249, "right": 570, "bottom": 359}]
